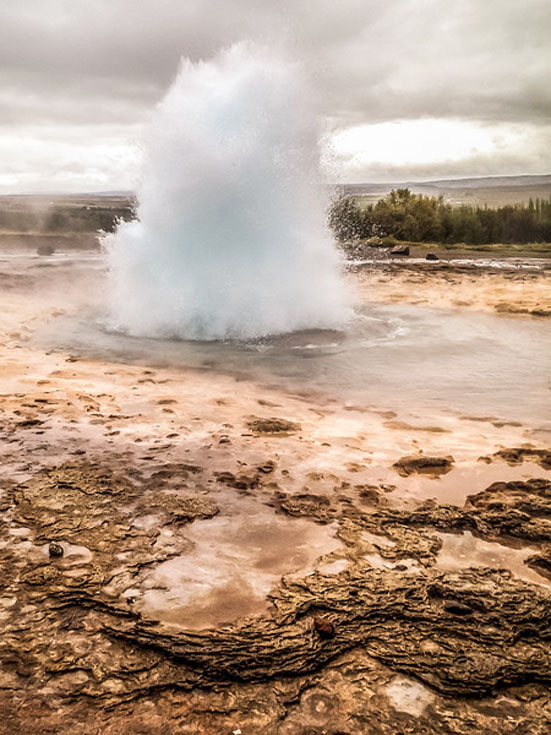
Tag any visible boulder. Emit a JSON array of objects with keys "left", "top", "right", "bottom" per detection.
[{"left": 390, "top": 244, "right": 410, "bottom": 256}]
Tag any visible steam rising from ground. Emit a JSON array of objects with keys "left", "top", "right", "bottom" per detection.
[{"left": 104, "top": 43, "right": 350, "bottom": 341}]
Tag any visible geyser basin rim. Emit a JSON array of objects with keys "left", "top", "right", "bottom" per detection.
[{"left": 96, "top": 308, "right": 399, "bottom": 353}]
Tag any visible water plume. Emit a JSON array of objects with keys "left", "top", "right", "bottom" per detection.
[{"left": 104, "top": 43, "right": 350, "bottom": 341}]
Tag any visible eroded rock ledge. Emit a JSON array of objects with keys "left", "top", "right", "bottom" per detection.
[{"left": 0, "top": 462, "right": 550, "bottom": 729}]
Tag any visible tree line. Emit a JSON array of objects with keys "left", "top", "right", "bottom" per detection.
[{"left": 328, "top": 188, "right": 551, "bottom": 245}]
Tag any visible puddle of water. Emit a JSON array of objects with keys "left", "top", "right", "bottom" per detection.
[
  {"left": 9, "top": 527, "right": 32, "bottom": 538},
  {"left": 388, "top": 460, "right": 550, "bottom": 506},
  {"left": 362, "top": 531, "right": 396, "bottom": 548},
  {"left": 361, "top": 533, "right": 424, "bottom": 572},
  {"left": 135, "top": 510, "right": 342, "bottom": 630},
  {"left": 39, "top": 542, "right": 94, "bottom": 566},
  {"left": 316, "top": 558, "right": 349, "bottom": 575},
  {"left": 30, "top": 252, "right": 551, "bottom": 425},
  {"left": 132, "top": 514, "right": 161, "bottom": 530},
  {"left": 435, "top": 531, "right": 546, "bottom": 586},
  {"left": 364, "top": 553, "right": 423, "bottom": 574},
  {"left": 385, "top": 675, "right": 435, "bottom": 717}
]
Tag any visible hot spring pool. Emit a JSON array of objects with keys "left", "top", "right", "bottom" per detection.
[{"left": 29, "top": 253, "right": 550, "bottom": 426}]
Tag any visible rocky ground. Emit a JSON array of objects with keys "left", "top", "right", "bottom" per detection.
[
  {"left": 350, "top": 253, "right": 551, "bottom": 318},
  {"left": 0, "top": 251, "right": 550, "bottom": 734}
]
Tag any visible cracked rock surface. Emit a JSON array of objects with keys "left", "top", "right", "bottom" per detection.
[{"left": 1, "top": 459, "right": 550, "bottom": 733}]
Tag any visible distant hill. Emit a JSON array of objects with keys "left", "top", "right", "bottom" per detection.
[
  {"left": 336, "top": 174, "right": 551, "bottom": 207},
  {"left": 417, "top": 174, "right": 551, "bottom": 189}
]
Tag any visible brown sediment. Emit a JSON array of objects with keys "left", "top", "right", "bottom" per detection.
[
  {"left": 1, "top": 459, "right": 550, "bottom": 733},
  {"left": 384, "top": 420, "right": 451, "bottom": 433},
  {"left": 247, "top": 416, "right": 301, "bottom": 434},
  {"left": 393, "top": 454, "right": 455, "bottom": 477},
  {"left": 272, "top": 490, "right": 337, "bottom": 522},
  {"left": 1, "top": 463, "right": 550, "bottom": 722},
  {"left": 489, "top": 446, "right": 551, "bottom": 470}
]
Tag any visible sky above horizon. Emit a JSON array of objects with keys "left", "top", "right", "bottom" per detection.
[{"left": 1, "top": 0, "right": 549, "bottom": 193}]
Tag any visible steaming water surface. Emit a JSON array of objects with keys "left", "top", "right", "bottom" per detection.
[
  {"left": 27, "top": 251, "right": 551, "bottom": 426},
  {"left": 81, "top": 44, "right": 549, "bottom": 425}
]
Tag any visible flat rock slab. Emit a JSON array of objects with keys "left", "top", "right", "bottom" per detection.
[{"left": 393, "top": 454, "right": 455, "bottom": 477}]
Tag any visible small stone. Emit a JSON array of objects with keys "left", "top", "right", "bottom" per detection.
[
  {"left": 390, "top": 244, "right": 410, "bottom": 256},
  {"left": 426, "top": 252, "right": 439, "bottom": 261},
  {"left": 48, "top": 542, "right": 64, "bottom": 558},
  {"left": 313, "top": 616, "right": 336, "bottom": 639}
]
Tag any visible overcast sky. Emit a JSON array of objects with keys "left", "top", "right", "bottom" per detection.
[{"left": 1, "top": 0, "right": 549, "bottom": 192}]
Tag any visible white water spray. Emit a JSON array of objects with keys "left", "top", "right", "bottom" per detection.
[{"left": 104, "top": 43, "right": 350, "bottom": 341}]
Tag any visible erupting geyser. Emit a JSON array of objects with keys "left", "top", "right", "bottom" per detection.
[{"left": 104, "top": 43, "right": 350, "bottom": 341}]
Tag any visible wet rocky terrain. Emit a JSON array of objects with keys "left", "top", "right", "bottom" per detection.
[{"left": 0, "top": 250, "right": 550, "bottom": 734}]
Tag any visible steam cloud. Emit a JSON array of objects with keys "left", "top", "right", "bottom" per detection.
[{"left": 104, "top": 43, "right": 350, "bottom": 340}]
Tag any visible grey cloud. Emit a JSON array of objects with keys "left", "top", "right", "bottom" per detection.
[
  {"left": 1, "top": 0, "right": 548, "bottom": 125},
  {"left": 0, "top": 0, "right": 549, "bottom": 189},
  {"left": 339, "top": 130, "right": 551, "bottom": 183}
]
